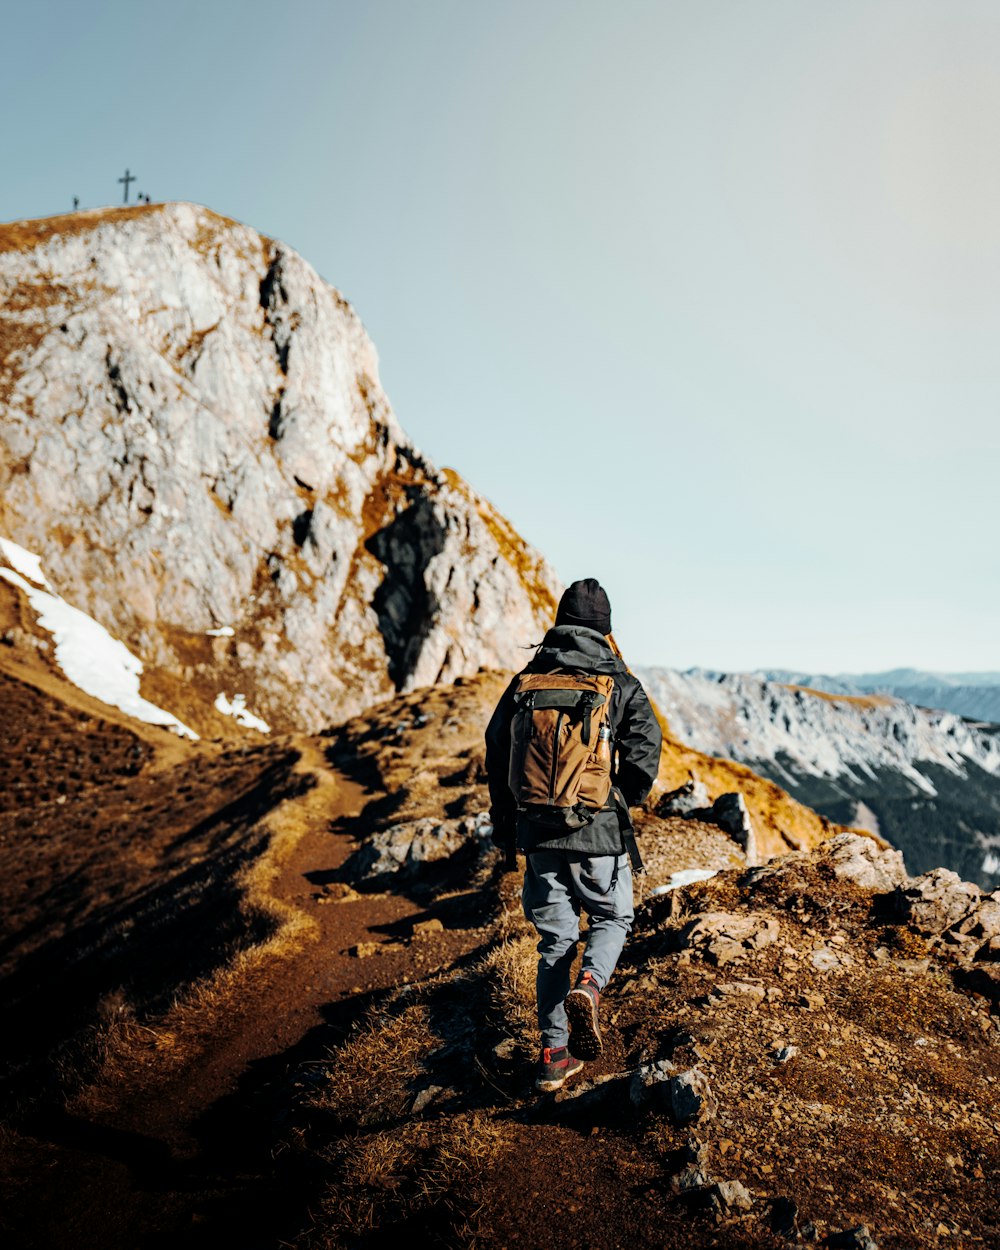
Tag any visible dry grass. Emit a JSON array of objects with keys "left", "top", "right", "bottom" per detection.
[
  {"left": 478, "top": 933, "right": 538, "bottom": 1053},
  {"left": 418, "top": 1111, "right": 509, "bottom": 1205},
  {"left": 0, "top": 203, "right": 164, "bottom": 253},
  {"left": 310, "top": 1112, "right": 510, "bottom": 1248},
  {"left": 782, "top": 683, "right": 895, "bottom": 709},
  {"left": 317, "top": 999, "right": 437, "bottom": 1128},
  {"left": 318, "top": 1126, "right": 424, "bottom": 1239},
  {"left": 0, "top": 203, "right": 240, "bottom": 255}
]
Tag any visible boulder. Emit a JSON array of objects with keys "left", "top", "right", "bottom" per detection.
[
  {"left": 688, "top": 792, "right": 758, "bottom": 865},
  {"left": 979, "top": 935, "right": 1000, "bottom": 962},
  {"left": 891, "top": 868, "right": 982, "bottom": 935},
  {"left": 343, "top": 813, "right": 492, "bottom": 881},
  {"left": 708, "top": 793, "right": 759, "bottom": 866},
  {"left": 818, "top": 833, "right": 908, "bottom": 893},
  {"left": 654, "top": 776, "right": 711, "bottom": 817},
  {"left": 956, "top": 892, "right": 1000, "bottom": 943}
]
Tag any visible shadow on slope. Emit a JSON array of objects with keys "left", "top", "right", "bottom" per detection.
[{"left": 0, "top": 666, "right": 307, "bottom": 1112}]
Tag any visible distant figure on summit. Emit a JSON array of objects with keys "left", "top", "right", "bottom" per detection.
[{"left": 485, "top": 578, "right": 662, "bottom": 1092}]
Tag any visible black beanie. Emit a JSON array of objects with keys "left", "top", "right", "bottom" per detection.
[{"left": 555, "top": 578, "right": 612, "bottom": 634}]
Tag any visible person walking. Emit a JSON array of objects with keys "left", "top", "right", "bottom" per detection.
[{"left": 485, "top": 578, "right": 662, "bottom": 1092}]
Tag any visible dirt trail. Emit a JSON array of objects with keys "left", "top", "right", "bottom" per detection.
[
  {"left": 7, "top": 741, "right": 492, "bottom": 1250},
  {"left": 122, "top": 737, "right": 488, "bottom": 1151}
]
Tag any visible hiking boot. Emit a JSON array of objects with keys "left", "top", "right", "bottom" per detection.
[
  {"left": 565, "top": 970, "right": 602, "bottom": 1059},
  {"left": 535, "top": 1046, "right": 584, "bottom": 1093}
]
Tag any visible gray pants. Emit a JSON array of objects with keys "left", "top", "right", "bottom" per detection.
[{"left": 521, "top": 849, "right": 634, "bottom": 1050}]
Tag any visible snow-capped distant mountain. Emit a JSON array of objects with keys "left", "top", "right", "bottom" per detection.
[
  {"left": 762, "top": 669, "right": 1000, "bottom": 724},
  {"left": 637, "top": 666, "right": 1000, "bottom": 890}
]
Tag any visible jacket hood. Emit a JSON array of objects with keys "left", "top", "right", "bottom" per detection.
[{"left": 529, "top": 624, "right": 626, "bottom": 676}]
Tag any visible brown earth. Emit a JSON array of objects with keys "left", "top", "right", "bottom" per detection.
[{"left": 1, "top": 625, "right": 997, "bottom": 1249}]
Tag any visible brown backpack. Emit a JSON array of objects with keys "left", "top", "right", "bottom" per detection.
[{"left": 507, "top": 672, "right": 616, "bottom": 829}]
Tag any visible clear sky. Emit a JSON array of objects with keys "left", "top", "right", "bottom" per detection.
[{"left": 2, "top": 1, "right": 997, "bottom": 673}]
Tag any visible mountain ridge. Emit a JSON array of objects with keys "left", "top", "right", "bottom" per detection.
[
  {"left": 760, "top": 667, "right": 1000, "bottom": 724},
  {"left": 638, "top": 666, "right": 1000, "bottom": 890}
]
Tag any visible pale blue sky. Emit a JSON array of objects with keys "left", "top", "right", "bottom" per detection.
[{"left": 2, "top": 1, "right": 997, "bottom": 672}]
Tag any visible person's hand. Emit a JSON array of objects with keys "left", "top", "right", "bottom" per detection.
[{"left": 490, "top": 811, "right": 514, "bottom": 850}]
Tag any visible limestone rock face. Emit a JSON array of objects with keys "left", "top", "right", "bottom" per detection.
[{"left": 0, "top": 203, "right": 560, "bottom": 731}]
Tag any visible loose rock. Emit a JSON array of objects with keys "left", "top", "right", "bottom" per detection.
[
  {"left": 679, "top": 912, "right": 779, "bottom": 966},
  {"left": 411, "top": 1085, "right": 443, "bottom": 1113},
  {"left": 668, "top": 1067, "right": 718, "bottom": 1126},
  {"left": 811, "top": 947, "right": 847, "bottom": 972},
  {"left": 825, "top": 1225, "right": 879, "bottom": 1250},
  {"left": 709, "top": 981, "right": 766, "bottom": 1007},
  {"left": 706, "top": 1179, "right": 753, "bottom": 1217},
  {"left": 628, "top": 1058, "right": 675, "bottom": 1108}
]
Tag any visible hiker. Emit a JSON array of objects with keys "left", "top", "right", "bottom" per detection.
[{"left": 484, "top": 578, "right": 662, "bottom": 1092}]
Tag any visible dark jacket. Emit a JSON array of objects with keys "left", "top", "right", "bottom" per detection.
[{"left": 484, "top": 625, "right": 663, "bottom": 857}]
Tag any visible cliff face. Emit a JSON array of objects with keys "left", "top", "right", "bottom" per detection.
[{"left": 0, "top": 203, "right": 560, "bottom": 732}]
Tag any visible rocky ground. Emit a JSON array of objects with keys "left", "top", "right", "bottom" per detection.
[{"left": 1, "top": 652, "right": 997, "bottom": 1250}]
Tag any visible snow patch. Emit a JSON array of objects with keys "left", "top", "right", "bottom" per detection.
[
  {"left": 206, "top": 626, "right": 234, "bottom": 637},
  {"left": 0, "top": 555, "right": 198, "bottom": 740},
  {"left": 983, "top": 851, "right": 1000, "bottom": 876},
  {"left": 651, "top": 868, "right": 719, "bottom": 896},
  {"left": 215, "top": 692, "right": 270, "bottom": 734},
  {"left": 0, "top": 537, "right": 50, "bottom": 588}
]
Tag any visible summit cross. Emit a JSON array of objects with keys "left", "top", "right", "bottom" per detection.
[{"left": 118, "top": 168, "right": 137, "bottom": 204}]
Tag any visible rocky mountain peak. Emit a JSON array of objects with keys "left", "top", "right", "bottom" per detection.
[{"left": 0, "top": 202, "right": 560, "bottom": 731}]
